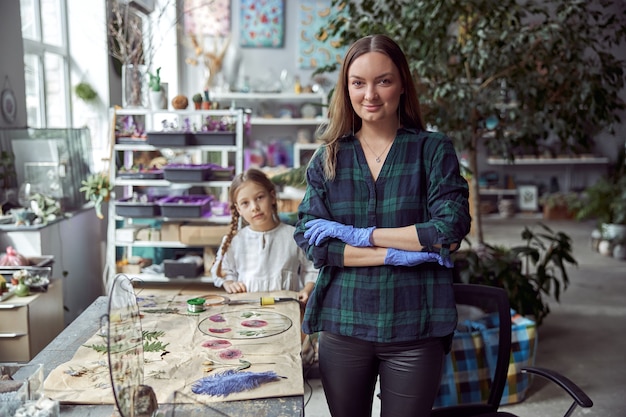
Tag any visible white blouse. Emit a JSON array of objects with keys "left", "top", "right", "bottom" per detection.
[{"left": 211, "top": 222, "right": 318, "bottom": 292}]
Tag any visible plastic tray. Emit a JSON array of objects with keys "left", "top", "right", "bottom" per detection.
[
  {"left": 163, "top": 259, "right": 204, "bottom": 278},
  {"left": 115, "top": 196, "right": 161, "bottom": 217},
  {"left": 146, "top": 131, "right": 192, "bottom": 147},
  {"left": 163, "top": 164, "right": 213, "bottom": 182},
  {"left": 192, "top": 131, "right": 236, "bottom": 146},
  {"left": 157, "top": 195, "right": 213, "bottom": 218},
  {"left": 116, "top": 170, "right": 163, "bottom": 180},
  {"left": 208, "top": 166, "right": 235, "bottom": 180}
]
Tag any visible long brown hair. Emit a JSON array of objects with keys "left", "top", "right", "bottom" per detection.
[
  {"left": 317, "top": 34, "right": 424, "bottom": 180},
  {"left": 213, "top": 168, "right": 278, "bottom": 277}
]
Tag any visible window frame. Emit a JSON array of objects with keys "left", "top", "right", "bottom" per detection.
[{"left": 21, "top": 0, "right": 72, "bottom": 128}]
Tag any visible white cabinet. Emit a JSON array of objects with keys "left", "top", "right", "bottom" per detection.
[
  {"left": 106, "top": 108, "right": 245, "bottom": 286},
  {"left": 209, "top": 92, "right": 327, "bottom": 168},
  {"left": 0, "top": 279, "right": 63, "bottom": 362},
  {"left": 0, "top": 209, "right": 105, "bottom": 326}
]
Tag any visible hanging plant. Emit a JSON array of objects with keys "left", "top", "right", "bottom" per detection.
[
  {"left": 79, "top": 172, "right": 113, "bottom": 219},
  {"left": 74, "top": 82, "right": 98, "bottom": 103}
]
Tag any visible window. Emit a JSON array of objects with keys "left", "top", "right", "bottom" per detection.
[{"left": 20, "top": 0, "right": 70, "bottom": 128}]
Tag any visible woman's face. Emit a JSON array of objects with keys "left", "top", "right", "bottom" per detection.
[
  {"left": 347, "top": 51, "right": 404, "bottom": 126},
  {"left": 234, "top": 181, "right": 277, "bottom": 232}
]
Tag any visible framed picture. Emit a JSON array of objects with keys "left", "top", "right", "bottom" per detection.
[
  {"left": 240, "top": 0, "right": 284, "bottom": 48},
  {"left": 298, "top": 0, "right": 347, "bottom": 69},
  {"left": 183, "top": 0, "right": 231, "bottom": 37},
  {"left": 517, "top": 185, "right": 539, "bottom": 212}
]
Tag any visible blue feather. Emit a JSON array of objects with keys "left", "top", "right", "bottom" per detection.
[{"left": 191, "top": 369, "right": 283, "bottom": 397}]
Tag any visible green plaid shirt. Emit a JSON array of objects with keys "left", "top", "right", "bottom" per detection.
[{"left": 294, "top": 128, "right": 471, "bottom": 342}]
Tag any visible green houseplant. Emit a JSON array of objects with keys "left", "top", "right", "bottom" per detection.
[
  {"left": 148, "top": 67, "right": 161, "bottom": 92},
  {"left": 315, "top": 0, "right": 626, "bottom": 244},
  {"left": 148, "top": 67, "right": 167, "bottom": 110},
  {"left": 192, "top": 93, "right": 203, "bottom": 109},
  {"left": 538, "top": 191, "right": 578, "bottom": 220},
  {"left": 74, "top": 82, "right": 98, "bottom": 103},
  {"left": 570, "top": 149, "right": 626, "bottom": 230},
  {"left": 80, "top": 172, "right": 113, "bottom": 219},
  {"left": 453, "top": 223, "right": 577, "bottom": 325}
]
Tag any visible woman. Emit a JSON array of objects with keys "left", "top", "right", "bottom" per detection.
[{"left": 294, "top": 34, "right": 471, "bottom": 417}]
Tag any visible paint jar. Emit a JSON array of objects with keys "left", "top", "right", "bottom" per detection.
[{"left": 187, "top": 298, "right": 206, "bottom": 313}]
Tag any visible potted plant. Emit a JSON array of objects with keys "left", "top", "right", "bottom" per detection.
[
  {"left": 192, "top": 93, "right": 203, "bottom": 110},
  {"left": 570, "top": 149, "right": 626, "bottom": 242},
  {"left": 74, "top": 82, "right": 98, "bottom": 103},
  {"left": 452, "top": 223, "right": 578, "bottom": 325},
  {"left": 148, "top": 67, "right": 166, "bottom": 110},
  {"left": 538, "top": 191, "right": 578, "bottom": 220},
  {"left": 79, "top": 172, "right": 113, "bottom": 219}
]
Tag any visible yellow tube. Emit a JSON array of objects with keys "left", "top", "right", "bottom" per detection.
[{"left": 260, "top": 297, "right": 275, "bottom": 306}]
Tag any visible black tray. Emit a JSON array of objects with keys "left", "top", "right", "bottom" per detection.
[
  {"left": 192, "top": 131, "right": 236, "bottom": 146},
  {"left": 115, "top": 196, "right": 161, "bottom": 217},
  {"left": 117, "top": 170, "right": 164, "bottom": 180},
  {"left": 163, "top": 165, "right": 213, "bottom": 182},
  {"left": 147, "top": 132, "right": 192, "bottom": 147},
  {"left": 157, "top": 195, "right": 213, "bottom": 218}
]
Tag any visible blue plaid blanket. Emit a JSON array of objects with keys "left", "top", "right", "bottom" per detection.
[{"left": 433, "top": 310, "right": 538, "bottom": 407}]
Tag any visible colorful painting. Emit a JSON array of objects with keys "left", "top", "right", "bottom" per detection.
[
  {"left": 240, "top": 0, "right": 285, "bottom": 48},
  {"left": 183, "top": 0, "right": 231, "bottom": 37},
  {"left": 298, "top": 0, "right": 347, "bottom": 69}
]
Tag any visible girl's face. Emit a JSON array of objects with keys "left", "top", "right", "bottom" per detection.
[
  {"left": 234, "top": 181, "right": 278, "bottom": 232},
  {"left": 347, "top": 51, "right": 404, "bottom": 126}
]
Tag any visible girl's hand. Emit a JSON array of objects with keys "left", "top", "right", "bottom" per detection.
[
  {"left": 298, "top": 283, "right": 314, "bottom": 305},
  {"left": 298, "top": 290, "right": 310, "bottom": 305},
  {"left": 223, "top": 280, "right": 247, "bottom": 293}
]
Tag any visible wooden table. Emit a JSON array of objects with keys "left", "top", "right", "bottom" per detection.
[{"left": 30, "top": 294, "right": 304, "bottom": 416}]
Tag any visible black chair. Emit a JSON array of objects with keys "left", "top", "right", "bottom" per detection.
[{"left": 431, "top": 284, "right": 593, "bottom": 417}]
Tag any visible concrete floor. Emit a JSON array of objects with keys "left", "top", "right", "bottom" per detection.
[{"left": 302, "top": 217, "right": 626, "bottom": 417}]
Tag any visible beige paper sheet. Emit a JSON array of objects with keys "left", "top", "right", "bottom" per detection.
[{"left": 43, "top": 290, "right": 304, "bottom": 404}]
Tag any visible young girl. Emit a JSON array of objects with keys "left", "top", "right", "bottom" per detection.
[{"left": 211, "top": 168, "right": 317, "bottom": 304}]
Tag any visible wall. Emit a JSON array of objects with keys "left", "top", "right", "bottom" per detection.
[
  {"left": 179, "top": 0, "right": 331, "bottom": 98},
  {"left": 0, "top": 0, "right": 27, "bottom": 129},
  {"left": 1, "top": 0, "right": 624, "bottom": 171}
]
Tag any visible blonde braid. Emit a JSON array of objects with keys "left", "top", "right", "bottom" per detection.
[{"left": 213, "top": 206, "right": 240, "bottom": 278}]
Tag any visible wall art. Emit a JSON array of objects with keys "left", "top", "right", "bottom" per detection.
[
  {"left": 298, "top": 0, "right": 347, "bottom": 69},
  {"left": 240, "top": 0, "right": 285, "bottom": 48},
  {"left": 183, "top": 0, "right": 231, "bottom": 37}
]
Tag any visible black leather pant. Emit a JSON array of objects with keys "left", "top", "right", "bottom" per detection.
[{"left": 318, "top": 331, "right": 447, "bottom": 417}]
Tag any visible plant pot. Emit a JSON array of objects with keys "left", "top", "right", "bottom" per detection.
[
  {"left": 601, "top": 223, "right": 626, "bottom": 241},
  {"left": 598, "top": 240, "right": 613, "bottom": 256},
  {"left": 612, "top": 243, "right": 626, "bottom": 260},
  {"left": 543, "top": 204, "right": 574, "bottom": 220},
  {"left": 149, "top": 90, "right": 166, "bottom": 110}
]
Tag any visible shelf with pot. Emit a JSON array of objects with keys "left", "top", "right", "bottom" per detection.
[
  {"left": 209, "top": 92, "right": 328, "bottom": 168},
  {"left": 107, "top": 108, "right": 244, "bottom": 285}
]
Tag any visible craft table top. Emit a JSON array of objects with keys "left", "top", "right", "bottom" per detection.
[{"left": 29, "top": 287, "right": 305, "bottom": 417}]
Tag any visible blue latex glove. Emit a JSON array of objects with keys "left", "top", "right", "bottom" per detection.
[
  {"left": 304, "top": 219, "right": 375, "bottom": 247},
  {"left": 384, "top": 249, "right": 454, "bottom": 268}
]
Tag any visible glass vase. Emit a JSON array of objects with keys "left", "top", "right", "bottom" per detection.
[{"left": 122, "top": 64, "right": 148, "bottom": 108}]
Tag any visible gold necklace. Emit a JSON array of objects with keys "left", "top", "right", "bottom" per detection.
[{"left": 361, "top": 136, "right": 393, "bottom": 163}]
